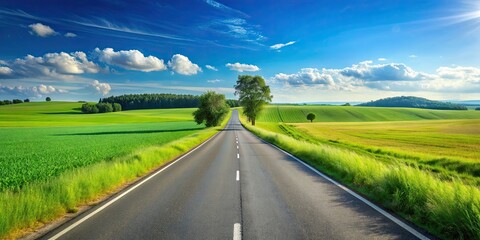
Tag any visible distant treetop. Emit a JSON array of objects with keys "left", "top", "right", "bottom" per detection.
[{"left": 358, "top": 96, "right": 467, "bottom": 110}]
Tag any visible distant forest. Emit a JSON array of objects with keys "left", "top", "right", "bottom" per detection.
[
  {"left": 358, "top": 96, "right": 467, "bottom": 110},
  {"left": 99, "top": 93, "right": 239, "bottom": 111}
]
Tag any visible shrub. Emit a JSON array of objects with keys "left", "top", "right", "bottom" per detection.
[
  {"left": 97, "top": 103, "right": 113, "bottom": 113},
  {"left": 112, "top": 103, "right": 122, "bottom": 112},
  {"left": 475, "top": 107, "right": 480, "bottom": 111},
  {"left": 3, "top": 100, "right": 12, "bottom": 105},
  {"left": 81, "top": 103, "right": 99, "bottom": 114},
  {"left": 12, "top": 99, "right": 23, "bottom": 104},
  {"left": 24, "top": 99, "right": 30, "bottom": 103},
  {"left": 46, "top": 97, "right": 51, "bottom": 102}
]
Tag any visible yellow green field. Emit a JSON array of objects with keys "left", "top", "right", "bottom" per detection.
[{"left": 293, "top": 119, "right": 480, "bottom": 163}]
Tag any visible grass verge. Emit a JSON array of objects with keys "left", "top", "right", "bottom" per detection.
[
  {"left": 0, "top": 110, "right": 231, "bottom": 239},
  {"left": 241, "top": 119, "right": 480, "bottom": 239}
]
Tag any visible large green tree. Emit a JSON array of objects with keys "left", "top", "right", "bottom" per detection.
[
  {"left": 234, "top": 75, "right": 272, "bottom": 126},
  {"left": 193, "top": 91, "right": 229, "bottom": 127}
]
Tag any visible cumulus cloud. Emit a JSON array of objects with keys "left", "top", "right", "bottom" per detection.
[
  {"left": 0, "top": 84, "right": 66, "bottom": 98},
  {"left": 168, "top": 54, "right": 202, "bottom": 75},
  {"left": 0, "top": 52, "right": 100, "bottom": 79},
  {"left": 64, "top": 32, "right": 77, "bottom": 38},
  {"left": 0, "top": 66, "right": 13, "bottom": 75},
  {"left": 274, "top": 68, "right": 335, "bottom": 86},
  {"left": 89, "top": 80, "right": 111, "bottom": 95},
  {"left": 273, "top": 61, "right": 480, "bottom": 93},
  {"left": 29, "top": 23, "right": 57, "bottom": 37},
  {"left": 436, "top": 66, "right": 480, "bottom": 82},
  {"left": 95, "top": 48, "right": 166, "bottom": 72},
  {"left": 340, "top": 61, "right": 430, "bottom": 81},
  {"left": 270, "top": 41, "right": 296, "bottom": 50},
  {"left": 205, "top": 65, "right": 218, "bottom": 71},
  {"left": 226, "top": 62, "right": 260, "bottom": 72}
]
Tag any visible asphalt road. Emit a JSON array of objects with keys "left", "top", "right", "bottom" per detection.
[{"left": 42, "top": 110, "right": 427, "bottom": 240}]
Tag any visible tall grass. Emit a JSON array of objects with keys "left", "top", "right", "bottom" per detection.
[
  {"left": 242, "top": 122, "right": 480, "bottom": 239},
  {"left": 0, "top": 111, "right": 231, "bottom": 239}
]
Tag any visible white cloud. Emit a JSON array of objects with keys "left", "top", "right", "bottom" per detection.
[
  {"left": 207, "top": 79, "right": 221, "bottom": 83},
  {"left": 167, "top": 54, "right": 202, "bottom": 75},
  {"left": 409, "top": 55, "right": 418, "bottom": 58},
  {"left": 205, "top": 65, "right": 218, "bottom": 71},
  {"left": 0, "top": 52, "right": 100, "bottom": 79},
  {"left": 226, "top": 62, "right": 260, "bottom": 72},
  {"left": 436, "top": 66, "right": 480, "bottom": 82},
  {"left": 204, "top": 0, "right": 248, "bottom": 17},
  {"left": 28, "top": 23, "right": 57, "bottom": 37},
  {"left": 64, "top": 32, "right": 77, "bottom": 38},
  {"left": 378, "top": 58, "right": 387, "bottom": 61},
  {"left": 0, "top": 66, "right": 13, "bottom": 75},
  {"left": 270, "top": 41, "right": 296, "bottom": 50},
  {"left": 273, "top": 61, "right": 480, "bottom": 93},
  {"left": 0, "top": 84, "right": 66, "bottom": 98},
  {"left": 89, "top": 80, "right": 111, "bottom": 95},
  {"left": 273, "top": 68, "right": 335, "bottom": 86},
  {"left": 340, "top": 61, "right": 430, "bottom": 81},
  {"left": 95, "top": 48, "right": 166, "bottom": 72}
]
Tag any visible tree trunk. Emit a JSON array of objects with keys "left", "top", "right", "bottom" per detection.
[
  {"left": 310, "top": 119, "right": 312, "bottom": 123},
  {"left": 252, "top": 118, "right": 256, "bottom": 126}
]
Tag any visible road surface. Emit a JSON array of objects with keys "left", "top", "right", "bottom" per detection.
[{"left": 42, "top": 110, "right": 427, "bottom": 240}]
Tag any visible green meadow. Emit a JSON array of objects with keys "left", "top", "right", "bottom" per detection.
[
  {"left": 241, "top": 105, "right": 480, "bottom": 239},
  {"left": 0, "top": 102, "right": 228, "bottom": 238},
  {"left": 257, "top": 105, "right": 480, "bottom": 123}
]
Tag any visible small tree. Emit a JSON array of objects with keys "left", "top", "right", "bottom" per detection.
[
  {"left": 234, "top": 75, "right": 272, "bottom": 126},
  {"left": 306, "top": 112, "right": 316, "bottom": 122},
  {"left": 24, "top": 99, "right": 30, "bottom": 103},
  {"left": 46, "top": 97, "right": 51, "bottom": 102},
  {"left": 476, "top": 107, "right": 480, "bottom": 111},
  {"left": 12, "top": 99, "right": 23, "bottom": 104},
  {"left": 193, "top": 91, "right": 229, "bottom": 127}
]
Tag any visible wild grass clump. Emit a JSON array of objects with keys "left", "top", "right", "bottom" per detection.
[
  {"left": 242, "top": 123, "right": 480, "bottom": 239},
  {"left": 0, "top": 111, "right": 231, "bottom": 239}
]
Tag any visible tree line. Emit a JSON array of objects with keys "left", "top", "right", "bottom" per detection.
[
  {"left": 98, "top": 93, "right": 239, "bottom": 111},
  {"left": 0, "top": 99, "right": 30, "bottom": 105},
  {"left": 358, "top": 96, "right": 467, "bottom": 110}
]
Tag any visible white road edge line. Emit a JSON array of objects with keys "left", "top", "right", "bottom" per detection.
[
  {"left": 233, "top": 223, "right": 241, "bottom": 240},
  {"left": 237, "top": 153, "right": 240, "bottom": 159},
  {"left": 256, "top": 138, "right": 430, "bottom": 240},
  {"left": 237, "top": 146, "right": 239, "bottom": 149},
  {"left": 236, "top": 170, "right": 240, "bottom": 181},
  {"left": 48, "top": 131, "right": 221, "bottom": 240}
]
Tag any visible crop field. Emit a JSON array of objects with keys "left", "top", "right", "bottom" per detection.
[
  {"left": 0, "top": 102, "right": 203, "bottom": 191},
  {"left": 257, "top": 105, "right": 480, "bottom": 122},
  {"left": 292, "top": 120, "right": 480, "bottom": 163},
  {"left": 253, "top": 105, "right": 480, "bottom": 181}
]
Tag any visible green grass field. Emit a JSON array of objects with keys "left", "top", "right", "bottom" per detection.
[
  {"left": 0, "top": 102, "right": 196, "bottom": 127},
  {"left": 257, "top": 105, "right": 480, "bottom": 122},
  {"left": 0, "top": 102, "right": 227, "bottom": 238},
  {"left": 0, "top": 102, "right": 203, "bottom": 191},
  {"left": 240, "top": 105, "right": 480, "bottom": 239}
]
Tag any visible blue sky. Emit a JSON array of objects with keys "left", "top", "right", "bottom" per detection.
[{"left": 1, "top": 0, "right": 479, "bottom": 102}]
